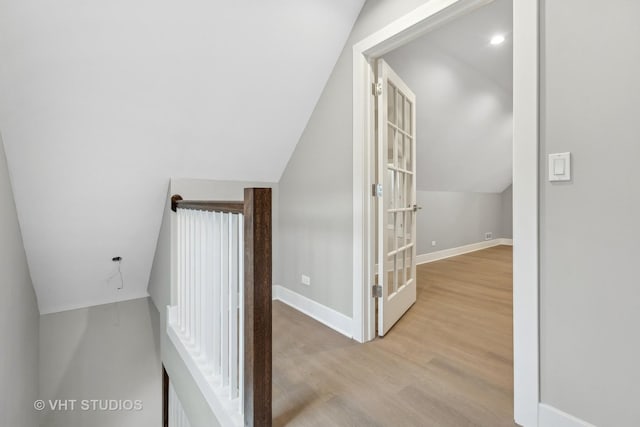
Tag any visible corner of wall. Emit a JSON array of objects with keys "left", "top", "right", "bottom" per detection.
[
  {"left": 0, "top": 131, "right": 40, "bottom": 427},
  {"left": 147, "top": 182, "right": 172, "bottom": 313}
]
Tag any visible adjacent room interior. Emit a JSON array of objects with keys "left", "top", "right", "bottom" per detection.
[{"left": 273, "top": 1, "right": 515, "bottom": 425}]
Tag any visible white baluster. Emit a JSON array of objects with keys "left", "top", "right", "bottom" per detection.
[
  {"left": 189, "top": 209, "right": 196, "bottom": 345},
  {"left": 169, "top": 381, "right": 192, "bottom": 427},
  {"left": 184, "top": 210, "right": 191, "bottom": 341},
  {"left": 172, "top": 206, "right": 248, "bottom": 419},
  {"left": 212, "top": 212, "right": 221, "bottom": 376},
  {"left": 238, "top": 213, "right": 244, "bottom": 414},
  {"left": 202, "top": 211, "right": 212, "bottom": 371},
  {"left": 210, "top": 211, "right": 217, "bottom": 373},
  {"left": 195, "top": 210, "right": 203, "bottom": 355},
  {"left": 184, "top": 210, "right": 189, "bottom": 342},
  {"left": 176, "top": 210, "right": 183, "bottom": 332},
  {"left": 181, "top": 210, "right": 187, "bottom": 334},
  {"left": 221, "top": 213, "right": 230, "bottom": 387},
  {"left": 229, "top": 213, "right": 239, "bottom": 399},
  {"left": 191, "top": 211, "right": 198, "bottom": 349},
  {"left": 199, "top": 210, "right": 206, "bottom": 355},
  {"left": 203, "top": 211, "right": 209, "bottom": 361},
  {"left": 198, "top": 210, "right": 206, "bottom": 359}
]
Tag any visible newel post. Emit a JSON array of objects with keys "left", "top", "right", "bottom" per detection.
[{"left": 243, "top": 188, "right": 272, "bottom": 427}]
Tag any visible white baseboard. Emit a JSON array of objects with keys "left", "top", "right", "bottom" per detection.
[
  {"left": 416, "top": 238, "right": 513, "bottom": 265},
  {"left": 40, "top": 291, "right": 151, "bottom": 315},
  {"left": 272, "top": 285, "right": 353, "bottom": 339},
  {"left": 539, "top": 404, "right": 595, "bottom": 427}
]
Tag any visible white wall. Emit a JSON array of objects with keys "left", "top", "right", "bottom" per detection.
[
  {"left": 279, "top": 0, "right": 433, "bottom": 318},
  {"left": 39, "top": 297, "right": 161, "bottom": 427},
  {"left": 0, "top": 0, "right": 363, "bottom": 315},
  {"left": 415, "top": 189, "right": 511, "bottom": 255},
  {"left": 148, "top": 178, "right": 278, "bottom": 427},
  {"left": 0, "top": 133, "right": 39, "bottom": 427},
  {"left": 279, "top": 0, "right": 515, "bottom": 317},
  {"left": 377, "top": 1, "right": 513, "bottom": 259},
  {"left": 383, "top": 0, "right": 513, "bottom": 194},
  {"left": 540, "top": 1, "right": 640, "bottom": 425}
]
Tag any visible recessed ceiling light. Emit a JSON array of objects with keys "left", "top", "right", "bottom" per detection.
[{"left": 490, "top": 34, "right": 506, "bottom": 45}]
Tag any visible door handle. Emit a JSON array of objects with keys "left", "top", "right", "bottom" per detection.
[{"left": 412, "top": 204, "right": 422, "bottom": 212}]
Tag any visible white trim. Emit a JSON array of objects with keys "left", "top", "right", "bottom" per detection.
[
  {"left": 273, "top": 285, "right": 353, "bottom": 339},
  {"left": 166, "top": 306, "right": 243, "bottom": 427},
  {"left": 352, "top": 0, "right": 539, "bottom": 425},
  {"left": 352, "top": 29, "right": 375, "bottom": 344},
  {"left": 513, "top": 0, "right": 540, "bottom": 425},
  {"left": 538, "top": 404, "right": 595, "bottom": 427},
  {"left": 416, "top": 239, "right": 513, "bottom": 265}
]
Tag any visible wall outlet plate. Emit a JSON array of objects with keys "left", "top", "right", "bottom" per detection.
[
  {"left": 431, "top": 241, "right": 437, "bottom": 247},
  {"left": 485, "top": 232, "right": 493, "bottom": 240},
  {"left": 301, "top": 275, "right": 311, "bottom": 286}
]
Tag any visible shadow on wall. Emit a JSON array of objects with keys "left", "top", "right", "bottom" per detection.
[{"left": 38, "top": 297, "right": 161, "bottom": 427}]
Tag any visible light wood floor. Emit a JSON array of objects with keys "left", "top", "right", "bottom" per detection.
[{"left": 273, "top": 245, "right": 515, "bottom": 427}]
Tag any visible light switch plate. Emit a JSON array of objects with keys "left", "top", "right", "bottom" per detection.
[{"left": 549, "top": 152, "right": 571, "bottom": 182}]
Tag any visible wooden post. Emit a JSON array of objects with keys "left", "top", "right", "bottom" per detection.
[
  {"left": 243, "top": 188, "right": 272, "bottom": 427},
  {"left": 162, "top": 365, "right": 169, "bottom": 427}
]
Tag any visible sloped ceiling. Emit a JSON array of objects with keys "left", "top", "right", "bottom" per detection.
[
  {"left": 383, "top": 0, "right": 512, "bottom": 193},
  {"left": 0, "top": 0, "right": 364, "bottom": 314}
]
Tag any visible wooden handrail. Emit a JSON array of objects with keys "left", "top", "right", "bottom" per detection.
[
  {"left": 170, "top": 194, "right": 182, "bottom": 212},
  {"left": 171, "top": 195, "right": 244, "bottom": 214}
]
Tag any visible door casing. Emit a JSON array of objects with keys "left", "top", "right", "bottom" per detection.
[{"left": 351, "top": 0, "right": 539, "bottom": 426}]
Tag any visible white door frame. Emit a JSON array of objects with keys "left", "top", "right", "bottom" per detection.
[{"left": 351, "top": 1, "right": 539, "bottom": 426}]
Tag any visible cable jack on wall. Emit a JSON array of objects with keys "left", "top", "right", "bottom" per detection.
[{"left": 110, "top": 256, "right": 124, "bottom": 290}]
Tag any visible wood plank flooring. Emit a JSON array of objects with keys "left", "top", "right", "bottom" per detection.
[{"left": 273, "top": 245, "right": 515, "bottom": 427}]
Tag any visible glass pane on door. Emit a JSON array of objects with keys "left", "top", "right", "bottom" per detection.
[
  {"left": 396, "top": 92, "right": 404, "bottom": 131},
  {"left": 405, "top": 135, "right": 413, "bottom": 172},
  {"left": 387, "top": 83, "right": 396, "bottom": 125},
  {"left": 404, "top": 98, "right": 412, "bottom": 134}
]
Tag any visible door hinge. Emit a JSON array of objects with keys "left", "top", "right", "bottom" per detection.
[
  {"left": 372, "top": 183, "right": 383, "bottom": 197},
  {"left": 372, "top": 82, "right": 383, "bottom": 96},
  {"left": 372, "top": 285, "right": 382, "bottom": 298}
]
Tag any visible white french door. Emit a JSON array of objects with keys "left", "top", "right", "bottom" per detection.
[{"left": 376, "top": 59, "right": 417, "bottom": 336}]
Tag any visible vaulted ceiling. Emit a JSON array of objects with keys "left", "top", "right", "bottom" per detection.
[
  {"left": 383, "top": 0, "right": 513, "bottom": 193},
  {"left": 0, "top": 0, "right": 364, "bottom": 313}
]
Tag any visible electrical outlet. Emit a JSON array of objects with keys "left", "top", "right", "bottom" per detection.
[
  {"left": 431, "top": 241, "right": 437, "bottom": 247},
  {"left": 301, "top": 275, "right": 311, "bottom": 286},
  {"left": 485, "top": 232, "right": 493, "bottom": 241}
]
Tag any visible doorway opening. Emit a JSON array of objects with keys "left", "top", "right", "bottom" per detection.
[
  {"left": 374, "top": 0, "right": 513, "bottom": 333},
  {"left": 351, "top": 0, "right": 539, "bottom": 425}
]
